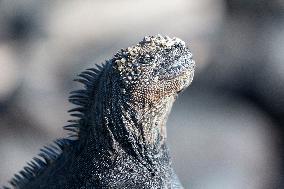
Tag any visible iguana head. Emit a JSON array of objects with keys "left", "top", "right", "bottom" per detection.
[
  {"left": 112, "top": 35, "right": 195, "bottom": 108},
  {"left": 98, "top": 35, "right": 196, "bottom": 149},
  {"left": 70, "top": 35, "right": 195, "bottom": 159}
]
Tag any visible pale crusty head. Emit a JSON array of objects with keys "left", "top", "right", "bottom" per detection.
[{"left": 111, "top": 35, "right": 195, "bottom": 106}]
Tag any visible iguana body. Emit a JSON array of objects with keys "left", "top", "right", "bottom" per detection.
[{"left": 5, "top": 35, "right": 195, "bottom": 189}]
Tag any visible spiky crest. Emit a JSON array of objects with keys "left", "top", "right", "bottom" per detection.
[{"left": 4, "top": 63, "right": 106, "bottom": 189}]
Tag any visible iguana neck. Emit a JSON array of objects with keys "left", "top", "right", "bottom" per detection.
[{"left": 81, "top": 67, "right": 175, "bottom": 161}]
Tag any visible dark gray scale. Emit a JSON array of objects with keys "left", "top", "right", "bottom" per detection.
[{"left": 4, "top": 35, "right": 195, "bottom": 189}]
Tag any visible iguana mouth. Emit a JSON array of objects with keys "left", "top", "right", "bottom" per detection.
[{"left": 177, "top": 89, "right": 183, "bottom": 94}]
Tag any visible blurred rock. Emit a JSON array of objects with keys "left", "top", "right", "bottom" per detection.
[
  {"left": 0, "top": 45, "right": 20, "bottom": 101},
  {"left": 168, "top": 89, "right": 279, "bottom": 189}
]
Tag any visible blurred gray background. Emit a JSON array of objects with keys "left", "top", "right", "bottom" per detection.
[{"left": 0, "top": 0, "right": 283, "bottom": 188}]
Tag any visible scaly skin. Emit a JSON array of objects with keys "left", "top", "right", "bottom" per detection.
[{"left": 6, "top": 35, "right": 195, "bottom": 189}]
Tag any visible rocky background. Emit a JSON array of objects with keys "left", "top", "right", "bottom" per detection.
[{"left": 0, "top": 0, "right": 283, "bottom": 188}]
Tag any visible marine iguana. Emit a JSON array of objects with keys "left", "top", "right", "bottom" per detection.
[{"left": 5, "top": 35, "right": 195, "bottom": 189}]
